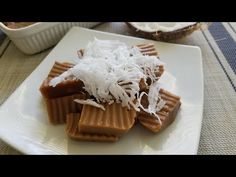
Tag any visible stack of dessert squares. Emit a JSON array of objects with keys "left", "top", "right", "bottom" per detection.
[{"left": 39, "top": 43, "right": 181, "bottom": 142}]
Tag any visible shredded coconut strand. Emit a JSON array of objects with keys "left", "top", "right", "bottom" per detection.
[
  {"left": 137, "top": 82, "right": 165, "bottom": 125},
  {"left": 74, "top": 99, "right": 105, "bottom": 111},
  {"left": 49, "top": 38, "right": 166, "bottom": 123}
]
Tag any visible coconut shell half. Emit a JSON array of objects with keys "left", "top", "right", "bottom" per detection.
[{"left": 126, "top": 22, "right": 202, "bottom": 42}]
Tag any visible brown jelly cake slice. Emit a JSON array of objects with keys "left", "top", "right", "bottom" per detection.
[
  {"left": 136, "top": 43, "right": 159, "bottom": 56},
  {"left": 137, "top": 89, "right": 181, "bottom": 133},
  {"left": 78, "top": 103, "right": 136, "bottom": 136},
  {"left": 39, "top": 61, "right": 85, "bottom": 99},
  {"left": 45, "top": 93, "right": 86, "bottom": 124},
  {"left": 66, "top": 113, "right": 119, "bottom": 142}
]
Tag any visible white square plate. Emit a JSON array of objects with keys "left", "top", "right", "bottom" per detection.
[{"left": 0, "top": 27, "right": 203, "bottom": 154}]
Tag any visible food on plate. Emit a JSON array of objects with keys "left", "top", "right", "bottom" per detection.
[
  {"left": 136, "top": 43, "right": 158, "bottom": 56},
  {"left": 79, "top": 103, "right": 136, "bottom": 136},
  {"left": 137, "top": 89, "right": 181, "bottom": 133},
  {"left": 66, "top": 113, "right": 119, "bottom": 142},
  {"left": 45, "top": 93, "right": 85, "bottom": 124},
  {"left": 39, "top": 61, "right": 85, "bottom": 99},
  {"left": 39, "top": 38, "right": 181, "bottom": 142},
  {"left": 40, "top": 61, "right": 87, "bottom": 124}
]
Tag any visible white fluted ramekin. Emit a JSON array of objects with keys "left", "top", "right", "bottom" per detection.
[{"left": 0, "top": 22, "right": 101, "bottom": 55}]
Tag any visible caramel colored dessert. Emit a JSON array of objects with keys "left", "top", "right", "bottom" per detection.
[
  {"left": 137, "top": 89, "right": 181, "bottom": 133},
  {"left": 139, "top": 43, "right": 164, "bottom": 78},
  {"left": 66, "top": 113, "right": 119, "bottom": 142},
  {"left": 137, "top": 43, "right": 163, "bottom": 91},
  {"left": 39, "top": 45, "right": 164, "bottom": 125},
  {"left": 139, "top": 65, "right": 164, "bottom": 91},
  {"left": 40, "top": 61, "right": 87, "bottom": 124},
  {"left": 39, "top": 61, "right": 85, "bottom": 99},
  {"left": 136, "top": 43, "right": 158, "bottom": 56},
  {"left": 47, "top": 61, "right": 74, "bottom": 78},
  {"left": 79, "top": 103, "right": 137, "bottom": 136},
  {"left": 45, "top": 93, "right": 86, "bottom": 124},
  {"left": 40, "top": 50, "right": 163, "bottom": 98},
  {"left": 39, "top": 42, "right": 177, "bottom": 143}
]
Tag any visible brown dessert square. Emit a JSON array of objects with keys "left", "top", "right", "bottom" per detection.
[
  {"left": 45, "top": 93, "right": 86, "bottom": 124},
  {"left": 39, "top": 61, "right": 85, "bottom": 99},
  {"left": 137, "top": 89, "right": 181, "bottom": 133},
  {"left": 78, "top": 103, "right": 136, "bottom": 136},
  {"left": 66, "top": 113, "right": 119, "bottom": 142}
]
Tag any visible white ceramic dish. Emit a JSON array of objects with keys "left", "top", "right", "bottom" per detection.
[
  {"left": 0, "top": 27, "right": 203, "bottom": 154},
  {"left": 0, "top": 22, "right": 101, "bottom": 54}
]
